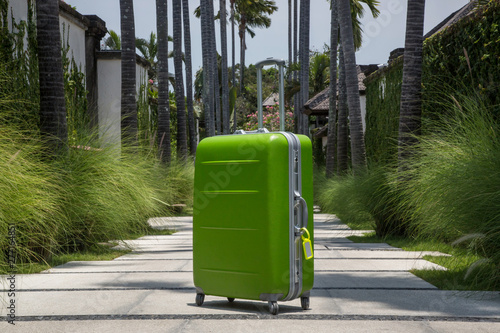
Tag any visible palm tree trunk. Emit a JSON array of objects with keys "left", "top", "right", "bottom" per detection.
[
  {"left": 182, "top": 0, "right": 197, "bottom": 155},
  {"left": 299, "top": 0, "right": 310, "bottom": 136},
  {"left": 293, "top": 0, "right": 299, "bottom": 133},
  {"left": 201, "top": 0, "right": 215, "bottom": 137},
  {"left": 220, "top": 0, "right": 230, "bottom": 134},
  {"left": 326, "top": 0, "right": 339, "bottom": 178},
  {"left": 337, "top": 44, "right": 348, "bottom": 174},
  {"left": 398, "top": 0, "right": 426, "bottom": 166},
  {"left": 239, "top": 15, "right": 246, "bottom": 93},
  {"left": 36, "top": 0, "right": 68, "bottom": 152},
  {"left": 156, "top": 0, "right": 171, "bottom": 163},
  {"left": 173, "top": 0, "right": 188, "bottom": 159},
  {"left": 230, "top": 0, "right": 237, "bottom": 132},
  {"left": 208, "top": 0, "right": 221, "bottom": 135},
  {"left": 288, "top": 0, "right": 292, "bottom": 82},
  {"left": 120, "top": 0, "right": 138, "bottom": 144},
  {"left": 338, "top": 0, "right": 366, "bottom": 173}
]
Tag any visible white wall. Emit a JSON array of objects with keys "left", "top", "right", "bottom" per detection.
[
  {"left": 97, "top": 55, "right": 149, "bottom": 148},
  {"left": 59, "top": 12, "right": 87, "bottom": 73},
  {"left": 7, "top": 0, "right": 28, "bottom": 31}
]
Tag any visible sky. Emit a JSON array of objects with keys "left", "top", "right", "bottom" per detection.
[{"left": 64, "top": 0, "right": 470, "bottom": 73}]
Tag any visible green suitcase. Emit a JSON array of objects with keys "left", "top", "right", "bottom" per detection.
[{"left": 193, "top": 59, "right": 313, "bottom": 315}]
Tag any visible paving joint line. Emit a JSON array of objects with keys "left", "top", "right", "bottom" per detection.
[{"left": 4, "top": 314, "right": 499, "bottom": 322}]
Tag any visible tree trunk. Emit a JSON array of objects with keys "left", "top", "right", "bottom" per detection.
[
  {"left": 230, "top": 0, "right": 237, "bottom": 132},
  {"left": 398, "top": 0, "right": 426, "bottom": 167},
  {"left": 156, "top": 0, "right": 171, "bottom": 163},
  {"left": 293, "top": 0, "right": 299, "bottom": 133},
  {"left": 208, "top": 0, "right": 221, "bottom": 135},
  {"left": 36, "top": 0, "right": 68, "bottom": 153},
  {"left": 201, "top": 0, "right": 215, "bottom": 137},
  {"left": 288, "top": 0, "right": 292, "bottom": 82},
  {"left": 239, "top": 15, "right": 246, "bottom": 93},
  {"left": 338, "top": 0, "right": 366, "bottom": 174},
  {"left": 337, "top": 44, "right": 349, "bottom": 174},
  {"left": 173, "top": 0, "right": 188, "bottom": 159},
  {"left": 299, "top": 0, "right": 310, "bottom": 136},
  {"left": 220, "top": 0, "right": 230, "bottom": 134},
  {"left": 182, "top": 0, "right": 197, "bottom": 154},
  {"left": 326, "top": 0, "right": 339, "bottom": 178},
  {"left": 120, "top": 0, "right": 138, "bottom": 144}
]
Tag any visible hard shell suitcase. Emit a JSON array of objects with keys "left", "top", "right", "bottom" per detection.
[{"left": 193, "top": 59, "right": 313, "bottom": 315}]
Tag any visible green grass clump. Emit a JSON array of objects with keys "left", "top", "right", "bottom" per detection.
[
  {"left": 318, "top": 89, "right": 500, "bottom": 290},
  {"left": 0, "top": 125, "right": 194, "bottom": 272}
]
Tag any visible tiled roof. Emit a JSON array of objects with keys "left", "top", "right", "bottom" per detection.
[{"left": 303, "top": 66, "right": 367, "bottom": 115}]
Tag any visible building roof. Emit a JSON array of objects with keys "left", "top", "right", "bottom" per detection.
[
  {"left": 263, "top": 92, "right": 279, "bottom": 106},
  {"left": 303, "top": 65, "right": 375, "bottom": 116},
  {"left": 424, "top": 1, "right": 479, "bottom": 39}
]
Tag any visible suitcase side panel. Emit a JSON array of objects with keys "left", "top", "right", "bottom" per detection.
[
  {"left": 297, "top": 135, "right": 314, "bottom": 294},
  {"left": 193, "top": 134, "right": 291, "bottom": 300}
]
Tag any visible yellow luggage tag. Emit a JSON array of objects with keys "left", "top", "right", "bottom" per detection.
[{"left": 300, "top": 228, "right": 313, "bottom": 260}]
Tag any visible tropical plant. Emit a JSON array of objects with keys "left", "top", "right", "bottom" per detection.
[
  {"left": 398, "top": 0, "right": 426, "bottom": 168},
  {"left": 120, "top": 0, "right": 138, "bottom": 144},
  {"left": 36, "top": 0, "right": 68, "bottom": 153},
  {"left": 173, "top": 0, "right": 188, "bottom": 159},
  {"left": 235, "top": 0, "right": 278, "bottom": 92},
  {"left": 337, "top": 0, "right": 367, "bottom": 173},
  {"left": 135, "top": 32, "right": 158, "bottom": 80},
  {"left": 298, "top": 0, "right": 310, "bottom": 135},
  {"left": 326, "top": 0, "right": 339, "bottom": 178},
  {"left": 200, "top": 0, "right": 215, "bottom": 137},
  {"left": 156, "top": 0, "right": 171, "bottom": 163},
  {"left": 220, "top": 0, "right": 230, "bottom": 134},
  {"left": 103, "top": 29, "right": 121, "bottom": 50},
  {"left": 182, "top": 0, "right": 197, "bottom": 154}
]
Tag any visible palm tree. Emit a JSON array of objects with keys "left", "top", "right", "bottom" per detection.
[
  {"left": 135, "top": 32, "right": 158, "bottom": 81},
  {"left": 156, "top": 0, "right": 171, "bottom": 163},
  {"left": 299, "top": 0, "right": 310, "bottom": 135},
  {"left": 200, "top": 0, "right": 215, "bottom": 137},
  {"left": 336, "top": 44, "right": 349, "bottom": 174},
  {"left": 236, "top": 0, "right": 278, "bottom": 92},
  {"left": 173, "top": 0, "right": 188, "bottom": 159},
  {"left": 36, "top": 0, "right": 68, "bottom": 152},
  {"left": 326, "top": 0, "right": 339, "bottom": 178},
  {"left": 337, "top": 0, "right": 366, "bottom": 173},
  {"left": 120, "top": 0, "right": 138, "bottom": 144},
  {"left": 220, "top": 0, "right": 230, "bottom": 134},
  {"left": 182, "top": 0, "right": 197, "bottom": 154},
  {"left": 398, "top": 0, "right": 426, "bottom": 167},
  {"left": 103, "top": 30, "right": 121, "bottom": 50}
]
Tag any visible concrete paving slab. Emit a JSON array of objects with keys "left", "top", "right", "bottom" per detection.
[
  {"left": 2, "top": 319, "right": 500, "bottom": 333},
  {"left": 314, "top": 258, "right": 446, "bottom": 271},
  {"left": 41, "top": 259, "right": 192, "bottom": 273},
  {"left": 1, "top": 270, "right": 436, "bottom": 292},
  {"left": 321, "top": 243, "right": 400, "bottom": 250},
  {"left": 314, "top": 249, "right": 451, "bottom": 259},
  {"left": 2, "top": 289, "right": 499, "bottom": 318}
]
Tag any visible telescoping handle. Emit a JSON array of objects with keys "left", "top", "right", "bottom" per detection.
[{"left": 255, "top": 58, "right": 286, "bottom": 132}]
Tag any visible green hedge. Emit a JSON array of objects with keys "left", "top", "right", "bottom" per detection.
[{"left": 364, "top": 0, "right": 500, "bottom": 164}]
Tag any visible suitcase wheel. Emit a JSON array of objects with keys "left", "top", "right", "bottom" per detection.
[
  {"left": 268, "top": 301, "right": 279, "bottom": 315},
  {"left": 195, "top": 293, "right": 205, "bottom": 306},
  {"left": 300, "top": 296, "right": 310, "bottom": 310},
  {"left": 227, "top": 298, "right": 235, "bottom": 303}
]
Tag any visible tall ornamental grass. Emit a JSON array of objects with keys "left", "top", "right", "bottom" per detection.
[
  {"left": 0, "top": 124, "right": 194, "bottom": 270},
  {"left": 318, "top": 90, "right": 500, "bottom": 289},
  {"left": 398, "top": 93, "right": 500, "bottom": 288}
]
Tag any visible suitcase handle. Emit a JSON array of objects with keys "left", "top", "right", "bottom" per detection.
[
  {"left": 295, "top": 195, "right": 309, "bottom": 231},
  {"left": 255, "top": 58, "right": 286, "bottom": 131}
]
